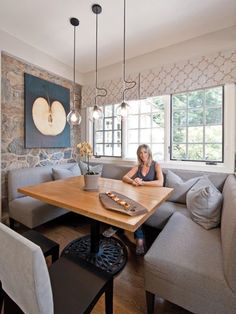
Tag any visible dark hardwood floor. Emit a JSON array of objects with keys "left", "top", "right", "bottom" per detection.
[{"left": 16, "top": 213, "right": 192, "bottom": 314}]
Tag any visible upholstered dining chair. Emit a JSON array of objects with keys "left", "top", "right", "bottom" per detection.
[{"left": 0, "top": 223, "right": 113, "bottom": 314}]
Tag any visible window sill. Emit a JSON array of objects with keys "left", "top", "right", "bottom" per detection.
[
  {"left": 91, "top": 157, "right": 234, "bottom": 173},
  {"left": 160, "top": 160, "right": 233, "bottom": 173}
]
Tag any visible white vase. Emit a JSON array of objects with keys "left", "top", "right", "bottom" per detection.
[{"left": 84, "top": 173, "right": 100, "bottom": 191}]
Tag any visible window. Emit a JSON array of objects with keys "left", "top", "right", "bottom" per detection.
[
  {"left": 93, "top": 104, "right": 122, "bottom": 157},
  {"left": 126, "top": 97, "right": 165, "bottom": 160},
  {"left": 91, "top": 85, "right": 226, "bottom": 165},
  {"left": 171, "top": 86, "right": 223, "bottom": 162}
]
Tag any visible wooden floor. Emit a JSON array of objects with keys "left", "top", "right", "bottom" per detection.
[{"left": 22, "top": 213, "right": 192, "bottom": 314}]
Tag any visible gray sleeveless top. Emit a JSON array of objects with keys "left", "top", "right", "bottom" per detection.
[{"left": 135, "top": 161, "right": 157, "bottom": 181}]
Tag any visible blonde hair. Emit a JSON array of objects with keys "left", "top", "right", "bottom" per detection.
[{"left": 137, "top": 144, "right": 153, "bottom": 166}]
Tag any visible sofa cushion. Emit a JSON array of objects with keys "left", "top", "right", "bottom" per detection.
[
  {"left": 186, "top": 176, "right": 223, "bottom": 230},
  {"left": 52, "top": 164, "right": 81, "bottom": 180},
  {"left": 144, "top": 212, "right": 236, "bottom": 310},
  {"left": 8, "top": 166, "right": 53, "bottom": 201},
  {"left": 101, "top": 163, "right": 131, "bottom": 180},
  {"left": 145, "top": 201, "right": 190, "bottom": 229},
  {"left": 162, "top": 168, "right": 228, "bottom": 192},
  {"left": 9, "top": 197, "right": 68, "bottom": 229},
  {"left": 78, "top": 160, "right": 103, "bottom": 175},
  {"left": 165, "top": 170, "right": 200, "bottom": 204},
  {"left": 221, "top": 174, "right": 236, "bottom": 293}
]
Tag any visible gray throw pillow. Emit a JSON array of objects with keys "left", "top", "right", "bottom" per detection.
[
  {"left": 78, "top": 160, "right": 103, "bottom": 175},
  {"left": 186, "top": 176, "right": 223, "bottom": 230},
  {"left": 52, "top": 164, "right": 81, "bottom": 180},
  {"left": 165, "top": 170, "right": 200, "bottom": 204}
]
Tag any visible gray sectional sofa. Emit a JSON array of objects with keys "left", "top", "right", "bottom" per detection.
[
  {"left": 7, "top": 162, "right": 236, "bottom": 313},
  {"left": 144, "top": 172, "right": 236, "bottom": 314}
]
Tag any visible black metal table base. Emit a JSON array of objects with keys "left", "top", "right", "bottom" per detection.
[{"left": 61, "top": 235, "right": 128, "bottom": 276}]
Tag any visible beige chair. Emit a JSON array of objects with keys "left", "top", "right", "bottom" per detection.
[{"left": 0, "top": 223, "right": 113, "bottom": 314}]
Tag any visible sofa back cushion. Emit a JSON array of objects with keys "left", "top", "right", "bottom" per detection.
[
  {"left": 165, "top": 170, "right": 200, "bottom": 204},
  {"left": 221, "top": 174, "right": 236, "bottom": 293},
  {"left": 52, "top": 164, "right": 81, "bottom": 180},
  {"left": 8, "top": 166, "right": 53, "bottom": 201},
  {"left": 101, "top": 163, "right": 131, "bottom": 180},
  {"left": 186, "top": 176, "right": 223, "bottom": 229},
  {"left": 162, "top": 168, "right": 228, "bottom": 192},
  {"left": 78, "top": 161, "right": 103, "bottom": 175}
]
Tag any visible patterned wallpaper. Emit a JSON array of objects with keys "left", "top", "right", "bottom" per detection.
[{"left": 82, "top": 49, "right": 236, "bottom": 107}]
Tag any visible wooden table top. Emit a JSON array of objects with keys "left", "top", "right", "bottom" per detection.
[{"left": 18, "top": 176, "right": 173, "bottom": 232}]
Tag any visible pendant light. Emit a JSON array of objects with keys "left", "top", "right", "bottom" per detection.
[
  {"left": 116, "top": 0, "right": 136, "bottom": 117},
  {"left": 67, "top": 17, "right": 82, "bottom": 126},
  {"left": 91, "top": 4, "right": 107, "bottom": 120}
]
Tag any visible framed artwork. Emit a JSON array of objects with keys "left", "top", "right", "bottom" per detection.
[{"left": 24, "top": 73, "right": 70, "bottom": 148}]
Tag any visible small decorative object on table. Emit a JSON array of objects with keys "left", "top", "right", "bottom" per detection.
[
  {"left": 77, "top": 141, "right": 100, "bottom": 190},
  {"left": 99, "top": 191, "right": 148, "bottom": 216}
]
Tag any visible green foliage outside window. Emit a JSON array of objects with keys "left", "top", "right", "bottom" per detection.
[{"left": 171, "top": 86, "right": 223, "bottom": 162}]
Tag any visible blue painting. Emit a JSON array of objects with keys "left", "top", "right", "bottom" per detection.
[{"left": 24, "top": 73, "right": 70, "bottom": 148}]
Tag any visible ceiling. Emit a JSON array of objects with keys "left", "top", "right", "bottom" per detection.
[{"left": 0, "top": 0, "right": 236, "bottom": 74}]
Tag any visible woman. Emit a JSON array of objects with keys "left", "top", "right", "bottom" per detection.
[
  {"left": 103, "top": 144, "right": 163, "bottom": 255},
  {"left": 123, "top": 144, "right": 163, "bottom": 254}
]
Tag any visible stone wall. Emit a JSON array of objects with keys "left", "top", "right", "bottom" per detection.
[{"left": 1, "top": 52, "right": 82, "bottom": 211}]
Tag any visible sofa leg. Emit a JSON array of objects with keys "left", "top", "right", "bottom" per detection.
[
  {"left": 9, "top": 218, "right": 15, "bottom": 230},
  {"left": 146, "top": 290, "right": 155, "bottom": 314}
]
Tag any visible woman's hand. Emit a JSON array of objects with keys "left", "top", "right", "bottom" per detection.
[{"left": 133, "top": 177, "right": 143, "bottom": 186}]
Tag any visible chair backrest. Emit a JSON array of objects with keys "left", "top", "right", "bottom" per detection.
[
  {"left": 0, "top": 223, "right": 53, "bottom": 314},
  {"left": 221, "top": 174, "right": 236, "bottom": 293}
]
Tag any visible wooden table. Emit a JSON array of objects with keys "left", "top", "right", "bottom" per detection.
[{"left": 19, "top": 176, "right": 173, "bottom": 274}]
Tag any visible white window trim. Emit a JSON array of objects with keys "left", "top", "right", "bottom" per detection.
[{"left": 85, "top": 84, "right": 236, "bottom": 173}]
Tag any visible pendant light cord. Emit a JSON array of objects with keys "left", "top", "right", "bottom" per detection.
[
  {"left": 73, "top": 24, "right": 76, "bottom": 109},
  {"left": 94, "top": 8, "right": 107, "bottom": 106},
  {"left": 122, "top": 0, "right": 136, "bottom": 102}
]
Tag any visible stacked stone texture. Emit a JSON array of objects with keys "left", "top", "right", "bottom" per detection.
[{"left": 1, "top": 52, "right": 82, "bottom": 210}]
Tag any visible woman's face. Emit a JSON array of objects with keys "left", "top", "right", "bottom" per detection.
[{"left": 139, "top": 148, "right": 149, "bottom": 163}]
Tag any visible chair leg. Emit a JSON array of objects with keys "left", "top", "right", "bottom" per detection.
[
  {"left": 0, "top": 281, "right": 4, "bottom": 313},
  {"left": 105, "top": 279, "right": 113, "bottom": 314},
  {"left": 9, "top": 218, "right": 15, "bottom": 230},
  {"left": 146, "top": 290, "right": 155, "bottom": 314},
  {"left": 4, "top": 292, "right": 24, "bottom": 314},
  {"left": 51, "top": 245, "right": 60, "bottom": 263}
]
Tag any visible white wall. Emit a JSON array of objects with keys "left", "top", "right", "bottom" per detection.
[
  {"left": 0, "top": 29, "right": 84, "bottom": 84},
  {"left": 83, "top": 26, "right": 236, "bottom": 84}
]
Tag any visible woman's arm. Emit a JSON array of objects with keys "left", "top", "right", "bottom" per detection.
[
  {"left": 142, "top": 163, "right": 164, "bottom": 187},
  {"left": 122, "top": 166, "right": 139, "bottom": 186}
]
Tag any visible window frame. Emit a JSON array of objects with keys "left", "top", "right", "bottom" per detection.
[
  {"left": 124, "top": 97, "right": 166, "bottom": 161},
  {"left": 92, "top": 104, "right": 122, "bottom": 158},
  {"left": 85, "top": 84, "right": 235, "bottom": 174},
  {"left": 170, "top": 85, "right": 224, "bottom": 163}
]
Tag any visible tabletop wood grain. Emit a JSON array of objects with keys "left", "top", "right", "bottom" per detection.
[{"left": 18, "top": 176, "right": 173, "bottom": 232}]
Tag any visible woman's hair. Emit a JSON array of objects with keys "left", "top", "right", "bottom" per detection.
[{"left": 137, "top": 144, "right": 153, "bottom": 166}]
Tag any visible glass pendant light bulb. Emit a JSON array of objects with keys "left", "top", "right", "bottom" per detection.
[
  {"left": 92, "top": 105, "right": 104, "bottom": 120},
  {"left": 67, "top": 109, "right": 82, "bottom": 126},
  {"left": 117, "top": 101, "right": 129, "bottom": 117}
]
